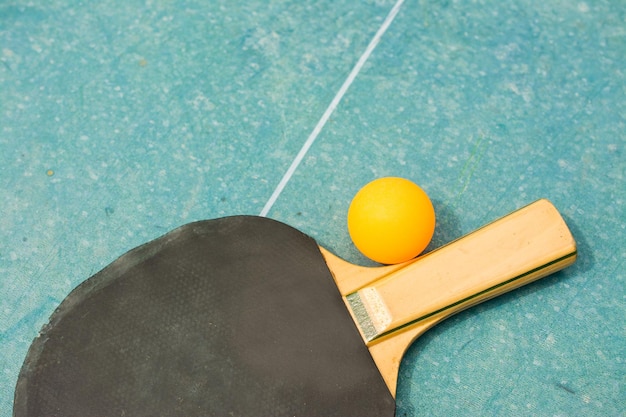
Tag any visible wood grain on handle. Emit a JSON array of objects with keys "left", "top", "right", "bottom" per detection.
[{"left": 324, "top": 199, "right": 577, "bottom": 395}]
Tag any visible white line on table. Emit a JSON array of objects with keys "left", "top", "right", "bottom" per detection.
[{"left": 259, "top": 0, "right": 406, "bottom": 217}]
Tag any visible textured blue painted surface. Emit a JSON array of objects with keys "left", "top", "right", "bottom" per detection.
[{"left": 1, "top": 1, "right": 624, "bottom": 415}]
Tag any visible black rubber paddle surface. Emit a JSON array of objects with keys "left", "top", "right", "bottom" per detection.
[{"left": 14, "top": 216, "right": 395, "bottom": 416}]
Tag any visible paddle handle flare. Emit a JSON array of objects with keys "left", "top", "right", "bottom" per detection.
[{"left": 346, "top": 199, "right": 577, "bottom": 344}]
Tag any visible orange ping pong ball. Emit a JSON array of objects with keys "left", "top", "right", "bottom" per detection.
[{"left": 347, "top": 177, "right": 435, "bottom": 264}]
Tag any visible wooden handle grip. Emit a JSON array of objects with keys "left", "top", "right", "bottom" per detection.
[{"left": 347, "top": 199, "right": 577, "bottom": 343}]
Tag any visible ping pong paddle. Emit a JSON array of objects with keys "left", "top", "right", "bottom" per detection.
[{"left": 13, "top": 199, "right": 576, "bottom": 416}]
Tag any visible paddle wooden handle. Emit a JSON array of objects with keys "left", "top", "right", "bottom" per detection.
[{"left": 345, "top": 199, "right": 577, "bottom": 343}]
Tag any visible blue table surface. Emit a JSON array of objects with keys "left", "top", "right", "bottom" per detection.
[{"left": 1, "top": 1, "right": 624, "bottom": 415}]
